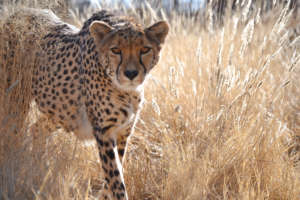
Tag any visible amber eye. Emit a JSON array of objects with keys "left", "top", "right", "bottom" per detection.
[
  {"left": 140, "top": 46, "right": 151, "bottom": 54},
  {"left": 111, "top": 47, "right": 121, "bottom": 54}
]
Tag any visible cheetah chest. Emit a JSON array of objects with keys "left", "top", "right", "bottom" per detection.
[
  {"left": 83, "top": 89, "right": 143, "bottom": 140},
  {"left": 75, "top": 99, "right": 138, "bottom": 141}
]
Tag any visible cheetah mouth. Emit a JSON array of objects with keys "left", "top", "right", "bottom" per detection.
[
  {"left": 114, "top": 77, "right": 144, "bottom": 91},
  {"left": 122, "top": 81, "right": 142, "bottom": 89}
]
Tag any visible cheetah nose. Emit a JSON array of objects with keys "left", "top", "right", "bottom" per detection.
[{"left": 124, "top": 70, "right": 139, "bottom": 80}]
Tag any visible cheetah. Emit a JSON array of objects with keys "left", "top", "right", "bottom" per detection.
[{"left": 30, "top": 9, "right": 169, "bottom": 199}]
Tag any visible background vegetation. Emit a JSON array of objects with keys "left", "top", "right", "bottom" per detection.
[{"left": 0, "top": 0, "right": 299, "bottom": 199}]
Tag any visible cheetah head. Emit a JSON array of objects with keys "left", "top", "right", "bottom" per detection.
[{"left": 89, "top": 20, "right": 169, "bottom": 91}]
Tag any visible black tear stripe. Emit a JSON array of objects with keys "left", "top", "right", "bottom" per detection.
[
  {"left": 116, "top": 52, "right": 122, "bottom": 79},
  {"left": 139, "top": 54, "right": 147, "bottom": 74}
]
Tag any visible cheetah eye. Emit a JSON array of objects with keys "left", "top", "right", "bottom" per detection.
[
  {"left": 111, "top": 47, "right": 121, "bottom": 54},
  {"left": 140, "top": 46, "right": 151, "bottom": 54}
]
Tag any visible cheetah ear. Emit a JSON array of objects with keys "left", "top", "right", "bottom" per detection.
[
  {"left": 89, "top": 21, "right": 113, "bottom": 42},
  {"left": 145, "top": 21, "right": 169, "bottom": 44}
]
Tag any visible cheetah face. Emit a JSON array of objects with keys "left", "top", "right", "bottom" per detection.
[{"left": 89, "top": 20, "right": 169, "bottom": 91}]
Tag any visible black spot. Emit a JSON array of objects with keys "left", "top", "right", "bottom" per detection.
[
  {"left": 106, "top": 149, "right": 115, "bottom": 160},
  {"left": 96, "top": 135, "right": 103, "bottom": 146},
  {"left": 110, "top": 139, "right": 116, "bottom": 147},
  {"left": 105, "top": 177, "right": 110, "bottom": 184},
  {"left": 48, "top": 110, "right": 54, "bottom": 115},
  {"left": 71, "top": 67, "right": 77, "bottom": 74},
  {"left": 107, "top": 118, "right": 117, "bottom": 122},
  {"left": 62, "top": 88, "right": 68, "bottom": 94},
  {"left": 114, "top": 170, "right": 119, "bottom": 176},
  {"left": 88, "top": 100, "right": 94, "bottom": 106},
  {"left": 109, "top": 170, "right": 114, "bottom": 178},
  {"left": 94, "top": 126, "right": 101, "bottom": 132},
  {"left": 72, "top": 51, "right": 77, "bottom": 57},
  {"left": 120, "top": 108, "right": 128, "bottom": 117},
  {"left": 45, "top": 33, "right": 53, "bottom": 38},
  {"left": 101, "top": 125, "right": 113, "bottom": 134},
  {"left": 118, "top": 149, "right": 124, "bottom": 157},
  {"left": 105, "top": 108, "right": 111, "bottom": 115},
  {"left": 70, "top": 89, "right": 76, "bottom": 94},
  {"left": 104, "top": 141, "right": 109, "bottom": 147},
  {"left": 112, "top": 182, "right": 117, "bottom": 190},
  {"left": 56, "top": 54, "right": 60, "bottom": 60},
  {"left": 69, "top": 99, "right": 74, "bottom": 105},
  {"left": 119, "top": 193, "right": 125, "bottom": 198},
  {"left": 102, "top": 155, "right": 108, "bottom": 164},
  {"left": 120, "top": 182, "right": 125, "bottom": 190}
]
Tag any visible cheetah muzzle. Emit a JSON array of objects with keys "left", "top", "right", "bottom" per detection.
[{"left": 32, "top": 10, "right": 169, "bottom": 200}]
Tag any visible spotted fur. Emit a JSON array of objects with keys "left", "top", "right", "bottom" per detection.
[{"left": 31, "top": 10, "right": 169, "bottom": 200}]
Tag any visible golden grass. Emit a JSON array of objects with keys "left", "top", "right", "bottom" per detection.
[{"left": 0, "top": 1, "right": 300, "bottom": 200}]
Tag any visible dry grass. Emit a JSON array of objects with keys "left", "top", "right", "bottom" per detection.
[{"left": 0, "top": 1, "right": 300, "bottom": 200}]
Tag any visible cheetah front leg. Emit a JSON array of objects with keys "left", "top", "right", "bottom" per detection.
[
  {"left": 116, "top": 122, "right": 135, "bottom": 165},
  {"left": 93, "top": 127, "right": 128, "bottom": 200}
]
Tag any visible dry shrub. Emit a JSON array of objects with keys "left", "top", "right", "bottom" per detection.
[
  {"left": 124, "top": 4, "right": 300, "bottom": 200},
  {"left": 0, "top": 0, "right": 71, "bottom": 133},
  {"left": 0, "top": 1, "right": 299, "bottom": 200}
]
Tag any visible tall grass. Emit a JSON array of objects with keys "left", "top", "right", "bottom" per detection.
[{"left": 0, "top": 1, "right": 299, "bottom": 199}]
